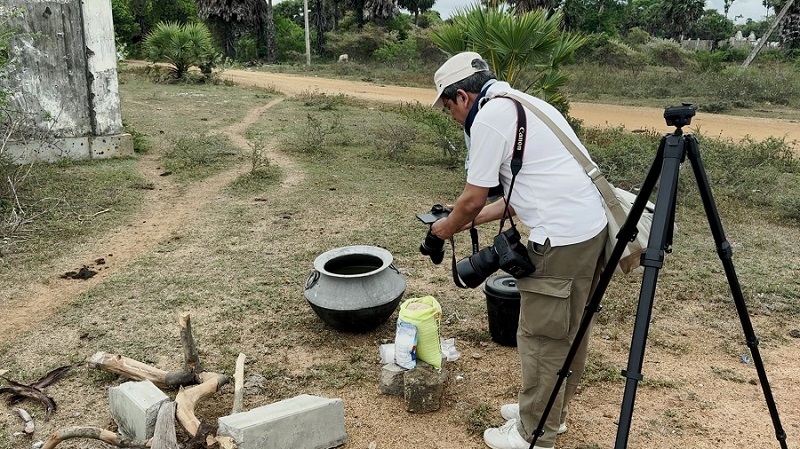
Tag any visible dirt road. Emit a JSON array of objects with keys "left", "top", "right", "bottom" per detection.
[{"left": 222, "top": 68, "right": 800, "bottom": 143}]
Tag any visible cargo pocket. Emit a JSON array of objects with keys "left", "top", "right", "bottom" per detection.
[{"left": 516, "top": 276, "right": 573, "bottom": 340}]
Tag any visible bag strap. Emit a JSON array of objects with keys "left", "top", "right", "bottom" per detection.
[{"left": 491, "top": 92, "right": 628, "bottom": 229}]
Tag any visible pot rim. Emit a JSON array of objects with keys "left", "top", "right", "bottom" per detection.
[{"left": 313, "top": 245, "right": 394, "bottom": 279}]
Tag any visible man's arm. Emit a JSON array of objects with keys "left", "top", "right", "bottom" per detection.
[
  {"left": 470, "top": 196, "right": 515, "bottom": 228},
  {"left": 431, "top": 183, "right": 490, "bottom": 240}
]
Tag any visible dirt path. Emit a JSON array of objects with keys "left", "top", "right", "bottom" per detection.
[
  {"left": 223, "top": 68, "right": 800, "bottom": 143},
  {"left": 0, "top": 98, "right": 288, "bottom": 344}
]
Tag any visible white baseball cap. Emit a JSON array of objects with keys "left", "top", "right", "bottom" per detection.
[{"left": 432, "top": 52, "right": 488, "bottom": 108}]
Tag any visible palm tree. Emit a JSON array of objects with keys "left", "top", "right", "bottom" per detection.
[
  {"left": 431, "top": 5, "right": 585, "bottom": 112},
  {"left": 506, "top": 0, "right": 559, "bottom": 15},
  {"left": 776, "top": 0, "right": 800, "bottom": 52},
  {"left": 195, "top": 0, "right": 269, "bottom": 58},
  {"left": 143, "top": 22, "right": 217, "bottom": 78},
  {"left": 659, "top": 0, "right": 704, "bottom": 40}
]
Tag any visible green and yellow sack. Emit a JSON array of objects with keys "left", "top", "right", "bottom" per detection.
[{"left": 398, "top": 296, "right": 442, "bottom": 369}]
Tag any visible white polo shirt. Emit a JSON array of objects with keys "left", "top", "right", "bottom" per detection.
[{"left": 466, "top": 82, "right": 607, "bottom": 246}]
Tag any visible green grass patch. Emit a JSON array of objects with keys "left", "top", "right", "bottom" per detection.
[
  {"left": 0, "top": 157, "right": 145, "bottom": 264},
  {"left": 162, "top": 133, "right": 242, "bottom": 181}
]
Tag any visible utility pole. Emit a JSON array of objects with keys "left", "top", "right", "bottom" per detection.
[
  {"left": 304, "top": 0, "right": 311, "bottom": 66},
  {"left": 741, "top": 0, "right": 794, "bottom": 68}
]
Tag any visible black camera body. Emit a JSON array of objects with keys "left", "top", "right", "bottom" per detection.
[
  {"left": 416, "top": 204, "right": 535, "bottom": 288},
  {"left": 416, "top": 204, "right": 450, "bottom": 225},
  {"left": 664, "top": 103, "right": 696, "bottom": 128},
  {"left": 417, "top": 204, "right": 450, "bottom": 265},
  {"left": 456, "top": 226, "right": 535, "bottom": 288}
]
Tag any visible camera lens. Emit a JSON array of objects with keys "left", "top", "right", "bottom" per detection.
[
  {"left": 455, "top": 246, "right": 499, "bottom": 288},
  {"left": 420, "top": 230, "right": 445, "bottom": 264}
]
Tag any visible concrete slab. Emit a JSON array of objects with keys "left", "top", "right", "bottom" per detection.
[{"left": 218, "top": 394, "right": 347, "bottom": 449}]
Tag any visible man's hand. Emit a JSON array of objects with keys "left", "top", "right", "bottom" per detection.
[
  {"left": 430, "top": 183, "right": 490, "bottom": 240},
  {"left": 431, "top": 217, "right": 455, "bottom": 240}
]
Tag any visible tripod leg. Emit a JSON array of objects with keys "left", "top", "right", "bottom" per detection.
[
  {"left": 526, "top": 136, "right": 667, "bottom": 448},
  {"left": 614, "top": 132, "right": 686, "bottom": 449},
  {"left": 684, "top": 135, "right": 789, "bottom": 449}
]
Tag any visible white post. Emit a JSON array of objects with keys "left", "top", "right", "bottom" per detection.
[{"left": 304, "top": 0, "right": 311, "bottom": 66}]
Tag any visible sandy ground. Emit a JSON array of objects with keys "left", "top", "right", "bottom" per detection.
[{"left": 221, "top": 68, "right": 800, "bottom": 144}]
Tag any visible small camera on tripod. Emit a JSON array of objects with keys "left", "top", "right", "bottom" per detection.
[{"left": 663, "top": 103, "right": 696, "bottom": 128}]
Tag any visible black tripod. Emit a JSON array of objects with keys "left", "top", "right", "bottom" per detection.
[{"left": 528, "top": 105, "right": 788, "bottom": 449}]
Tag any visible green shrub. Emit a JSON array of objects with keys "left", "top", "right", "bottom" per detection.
[
  {"left": 693, "top": 50, "right": 726, "bottom": 73},
  {"left": 624, "top": 27, "right": 651, "bottom": 46},
  {"left": 395, "top": 102, "right": 466, "bottom": 166},
  {"left": 595, "top": 38, "right": 647, "bottom": 74},
  {"left": 373, "top": 38, "right": 419, "bottom": 69},
  {"left": 706, "top": 67, "right": 798, "bottom": 105},
  {"left": 701, "top": 101, "right": 729, "bottom": 113},
  {"left": 144, "top": 21, "right": 219, "bottom": 79},
  {"left": 582, "top": 127, "right": 800, "bottom": 222},
  {"left": 580, "top": 126, "right": 661, "bottom": 191},
  {"left": 235, "top": 34, "right": 259, "bottom": 63},
  {"left": 163, "top": 133, "right": 239, "bottom": 180},
  {"left": 719, "top": 45, "right": 750, "bottom": 63},
  {"left": 275, "top": 16, "right": 305, "bottom": 61},
  {"left": 324, "top": 24, "right": 396, "bottom": 61},
  {"left": 644, "top": 40, "right": 695, "bottom": 70}
]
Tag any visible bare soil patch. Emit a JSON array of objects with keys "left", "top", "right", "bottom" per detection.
[
  {"left": 1, "top": 71, "right": 798, "bottom": 449},
  {"left": 223, "top": 68, "right": 800, "bottom": 145}
]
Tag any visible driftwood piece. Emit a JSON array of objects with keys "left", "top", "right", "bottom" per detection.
[
  {"left": 41, "top": 427, "right": 150, "bottom": 449},
  {"left": 1, "top": 366, "right": 71, "bottom": 420},
  {"left": 231, "top": 353, "right": 246, "bottom": 414},
  {"left": 12, "top": 407, "right": 34, "bottom": 434},
  {"left": 150, "top": 401, "right": 178, "bottom": 449},
  {"left": 179, "top": 313, "right": 203, "bottom": 374},
  {"left": 0, "top": 379, "right": 57, "bottom": 420},
  {"left": 175, "top": 372, "right": 228, "bottom": 437},
  {"left": 86, "top": 352, "right": 195, "bottom": 389}
]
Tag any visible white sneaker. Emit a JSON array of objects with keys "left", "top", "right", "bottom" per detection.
[
  {"left": 483, "top": 419, "right": 555, "bottom": 449},
  {"left": 499, "top": 404, "right": 568, "bottom": 434},
  {"left": 483, "top": 419, "right": 540, "bottom": 449}
]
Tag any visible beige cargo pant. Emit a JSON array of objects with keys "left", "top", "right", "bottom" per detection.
[{"left": 514, "top": 230, "right": 606, "bottom": 448}]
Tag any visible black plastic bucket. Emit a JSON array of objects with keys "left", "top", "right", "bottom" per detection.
[{"left": 484, "top": 275, "right": 520, "bottom": 347}]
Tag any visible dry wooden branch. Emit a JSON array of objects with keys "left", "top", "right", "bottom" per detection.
[
  {"left": 86, "top": 352, "right": 195, "bottom": 389},
  {"left": 232, "top": 353, "right": 246, "bottom": 414},
  {"left": 179, "top": 313, "right": 203, "bottom": 374},
  {"left": 150, "top": 401, "right": 178, "bottom": 449},
  {"left": 86, "top": 352, "right": 169, "bottom": 388},
  {"left": 175, "top": 372, "right": 228, "bottom": 437},
  {"left": 12, "top": 407, "right": 34, "bottom": 434},
  {"left": 41, "top": 426, "right": 151, "bottom": 449}
]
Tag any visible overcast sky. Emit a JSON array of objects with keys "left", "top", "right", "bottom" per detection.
[{"left": 431, "top": 0, "right": 773, "bottom": 23}]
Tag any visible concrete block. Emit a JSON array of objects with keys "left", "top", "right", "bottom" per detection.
[
  {"left": 108, "top": 380, "right": 169, "bottom": 440},
  {"left": 380, "top": 363, "right": 406, "bottom": 396},
  {"left": 90, "top": 133, "right": 134, "bottom": 159},
  {"left": 218, "top": 394, "right": 347, "bottom": 449},
  {"left": 404, "top": 361, "right": 447, "bottom": 413}
]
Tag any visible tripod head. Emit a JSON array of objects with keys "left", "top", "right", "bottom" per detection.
[{"left": 663, "top": 103, "right": 696, "bottom": 129}]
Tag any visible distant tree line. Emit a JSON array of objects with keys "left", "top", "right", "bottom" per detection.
[{"left": 111, "top": 0, "right": 799, "bottom": 65}]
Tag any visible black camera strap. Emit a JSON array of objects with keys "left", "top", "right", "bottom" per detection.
[
  {"left": 451, "top": 98, "right": 527, "bottom": 288},
  {"left": 498, "top": 98, "right": 527, "bottom": 232}
]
